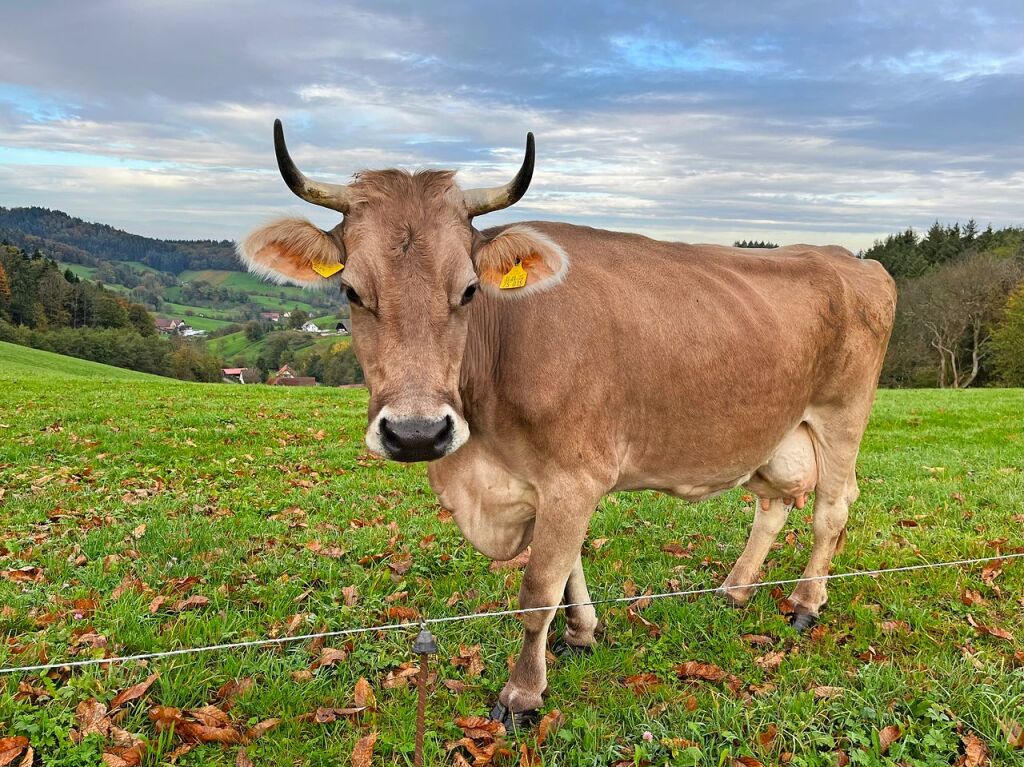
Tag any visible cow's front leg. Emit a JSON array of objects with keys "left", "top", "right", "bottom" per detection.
[
  {"left": 556, "top": 554, "right": 597, "bottom": 654},
  {"left": 490, "top": 496, "right": 594, "bottom": 729}
]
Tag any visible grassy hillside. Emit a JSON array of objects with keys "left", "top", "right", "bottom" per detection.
[
  {"left": 0, "top": 340, "right": 168, "bottom": 382},
  {"left": 2, "top": 206, "right": 339, "bottom": 330},
  {"left": 0, "top": 382, "right": 1022, "bottom": 765}
]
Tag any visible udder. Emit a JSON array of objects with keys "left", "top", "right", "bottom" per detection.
[{"left": 744, "top": 423, "right": 817, "bottom": 506}]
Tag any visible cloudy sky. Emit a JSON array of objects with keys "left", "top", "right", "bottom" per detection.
[{"left": 1, "top": 1, "right": 1022, "bottom": 250}]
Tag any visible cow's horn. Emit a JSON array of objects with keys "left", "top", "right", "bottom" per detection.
[
  {"left": 463, "top": 132, "right": 535, "bottom": 216},
  {"left": 273, "top": 119, "right": 354, "bottom": 214}
]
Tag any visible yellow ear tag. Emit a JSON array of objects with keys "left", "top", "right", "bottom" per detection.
[
  {"left": 311, "top": 258, "right": 343, "bottom": 278},
  {"left": 499, "top": 260, "right": 528, "bottom": 290}
]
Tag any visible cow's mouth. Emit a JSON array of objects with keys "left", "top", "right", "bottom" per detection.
[{"left": 366, "top": 404, "right": 469, "bottom": 462}]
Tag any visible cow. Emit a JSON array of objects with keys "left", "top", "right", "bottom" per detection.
[{"left": 240, "top": 121, "right": 897, "bottom": 728}]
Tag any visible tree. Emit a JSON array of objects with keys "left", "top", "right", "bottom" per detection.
[
  {"left": 244, "top": 320, "right": 265, "bottom": 341},
  {"left": 992, "top": 282, "right": 1024, "bottom": 386},
  {"left": 287, "top": 309, "right": 309, "bottom": 329},
  {"left": 0, "top": 262, "right": 10, "bottom": 300},
  {"left": 902, "top": 252, "right": 1021, "bottom": 388}
]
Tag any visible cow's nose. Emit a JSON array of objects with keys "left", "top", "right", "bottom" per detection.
[{"left": 378, "top": 415, "right": 454, "bottom": 462}]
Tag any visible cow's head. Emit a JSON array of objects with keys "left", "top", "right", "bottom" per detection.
[{"left": 240, "top": 121, "right": 566, "bottom": 462}]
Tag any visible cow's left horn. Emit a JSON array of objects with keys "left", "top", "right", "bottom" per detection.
[
  {"left": 274, "top": 119, "right": 354, "bottom": 214},
  {"left": 463, "top": 132, "right": 535, "bottom": 216}
]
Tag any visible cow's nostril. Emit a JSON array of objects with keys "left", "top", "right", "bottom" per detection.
[{"left": 377, "top": 415, "right": 455, "bottom": 462}]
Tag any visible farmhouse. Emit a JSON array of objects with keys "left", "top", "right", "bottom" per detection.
[
  {"left": 154, "top": 318, "right": 185, "bottom": 334},
  {"left": 267, "top": 364, "right": 316, "bottom": 387},
  {"left": 300, "top": 320, "right": 321, "bottom": 333},
  {"left": 221, "top": 367, "right": 261, "bottom": 384},
  {"left": 259, "top": 311, "right": 281, "bottom": 322}
]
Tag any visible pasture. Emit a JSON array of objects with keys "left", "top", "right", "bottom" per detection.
[{"left": 0, "top": 343, "right": 1022, "bottom": 765}]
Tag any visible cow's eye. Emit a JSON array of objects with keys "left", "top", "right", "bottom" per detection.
[
  {"left": 344, "top": 286, "right": 362, "bottom": 307},
  {"left": 460, "top": 283, "right": 479, "bottom": 306}
]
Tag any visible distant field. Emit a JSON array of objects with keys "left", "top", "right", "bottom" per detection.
[
  {"left": 0, "top": 372, "right": 1021, "bottom": 765},
  {"left": 0, "top": 341, "right": 165, "bottom": 381},
  {"left": 208, "top": 327, "right": 349, "bottom": 364}
]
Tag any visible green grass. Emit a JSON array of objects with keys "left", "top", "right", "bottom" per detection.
[
  {"left": 0, "top": 372, "right": 1022, "bottom": 766},
  {"left": 0, "top": 341, "right": 164, "bottom": 382}
]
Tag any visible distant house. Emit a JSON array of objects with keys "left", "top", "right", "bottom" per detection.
[
  {"left": 301, "top": 320, "right": 321, "bottom": 333},
  {"left": 267, "top": 364, "right": 316, "bottom": 386},
  {"left": 336, "top": 321, "right": 349, "bottom": 334},
  {"left": 155, "top": 318, "right": 185, "bottom": 334},
  {"left": 222, "top": 367, "right": 261, "bottom": 384},
  {"left": 181, "top": 326, "right": 206, "bottom": 337},
  {"left": 260, "top": 311, "right": 281, "bottom": 322}
]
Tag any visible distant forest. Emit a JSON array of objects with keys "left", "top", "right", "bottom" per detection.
[
  {"left": 0, "top": 245, "right": 222, "bottom": 381},
  {"left": 864, "top": 222, "right": 1024, "bottom": 388},
  {"left": 0, "top": 206, "right": 238, "bottom": 273}
]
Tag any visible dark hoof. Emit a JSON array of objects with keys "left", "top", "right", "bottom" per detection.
[
  {"left": 789, "top": 609, "right": 818, "bottom": 632},
  {"left": 552, "top": 638, "right": 594, "bottom": 657},
  {"left": 489, "top": 702, "right": 539, "bottom": 732}
]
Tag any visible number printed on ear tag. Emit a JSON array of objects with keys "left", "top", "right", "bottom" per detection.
[
  {"left": 499, "top": 261, "right": 527, "bottom": 290},
  {"left": 311, "top": 258, "right": 344, "bottom": 278}
]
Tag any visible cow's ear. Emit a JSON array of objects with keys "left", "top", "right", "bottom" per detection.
[
  {"left": 472, "top": 225, "right": 568, "bottom": 297},
  {"left": 238, "top": 217, "right": 345, "bottom": 289}
]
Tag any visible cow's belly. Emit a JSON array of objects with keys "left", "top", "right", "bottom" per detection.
[
  {"left": 427, "top": 442, "right": 537, "bottom": 561},
  {"left": 614, "top": 468, "right": 754, "bottom": 502}
]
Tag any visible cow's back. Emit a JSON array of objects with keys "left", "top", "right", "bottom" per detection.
[{"left": 465, "top": 222, "right": 895, "bottom": 491}]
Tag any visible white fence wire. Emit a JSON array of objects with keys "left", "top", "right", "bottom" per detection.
[{"left": 1, "top": 552, "right": 1020, "bottom": 676}]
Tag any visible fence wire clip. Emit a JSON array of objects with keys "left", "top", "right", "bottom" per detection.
[{"left": 412, "top": 624, "right": 438, "bottom": 767}]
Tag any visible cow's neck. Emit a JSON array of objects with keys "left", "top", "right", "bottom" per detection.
[{"left": 458, "top": 295, "right": 503, "bottom": 426}]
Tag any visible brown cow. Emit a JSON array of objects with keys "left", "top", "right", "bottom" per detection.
[{"left": 240, "top": 121, "right": 896, "bottom": 728}]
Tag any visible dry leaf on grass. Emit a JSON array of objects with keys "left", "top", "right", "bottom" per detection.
[
  {"left": 452, "top": 644, "right": 486, "bottom": 677},
  {"left": 878, "top": 725, "right": 901, "bottom": 754},
  {"left": 536, "top": 709, "right": 563, "bottom": 745},
  {"left": 110, "top": 673, "right": 159, "bottom": 711},
  {"left": 623, "top": 673, "right": 660, "bottom": 694},
  {"left": 757, "top": 724, "right": 778, "bottom": 748},
  {"left": 352, "top": 731, "right": 377, "bottom": 767},
  {"left": 73, "top": 699, "right": 111, "bottom": 742},
  {"left": 353, "top": 677, "right": 376, "bottom": 709},
  {"left": 955, "top": 732, "right": 989, "bottom": 766},
  {"left": 0, "top": 738, "right": 30, "bottom": 767},
  {"left": 1001, "top": 719, "right": 1024, "bottom": 748},
  {"left": 236, "top": 748, "right": 254, "bottom": 767},
  {"left": 811, "top": 686, "right": 844, "bottom": 699},
  {"left": 675, "top": 661, "right": 727, "bottom": 682}
]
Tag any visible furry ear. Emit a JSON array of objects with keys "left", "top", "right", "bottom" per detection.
[
  {"left": 473, "top": 225, "right": 568, "bottom": 297},
  {"left": 237, "top": 217, "right": 345, "bottom": 288}
]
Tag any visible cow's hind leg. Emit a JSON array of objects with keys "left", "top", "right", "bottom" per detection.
[
  {"left": 555, "top": 554, "right": 597, "bottom": 655},
  {"left": 721, "top": 424, "right": 816, "bottom": 606},
  {"left": 787, "top": 409, "right": 868, "bottom": 630},
  {"left": 719, "top": 497, "right": 790, "bottom": 606}
]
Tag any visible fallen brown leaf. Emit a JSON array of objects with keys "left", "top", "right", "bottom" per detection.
[
  {"left": 675, "top": 661, "right": 727, "bottom": 682},
  {"left": 110, "top": 673, "right": 159, "bottom": 711},
  {"left": 536, "top": 709, "right": 563, "bottom": 745},
  {"left": 236, "top": 748, "right": 254, "bottom": 767},
  {"left": 352, "top": 731, "right": 378, "bottom": 767},
  {"left": 811, "top": 686, "right": 844, "bottom": 699},
  {"left": 1001, "top": 719, "right": 1024, "bottom": 748},
  {"left": 354, "top": 677, "right": 376, "bottom": 709},
  {"left": 452, "top": 644, "right": 486, "bottom": 677},
  {"left": 74, "top": 699, "right": 111, "bottom": 742},
  {"left": 878, "top": 725, "right": 901, "bottom": 754},
  {"left": 0, "top": 738, "right": 30, "bottom": 767},
  {"left": 956, "top": 732, "right": 989, "bottom": 766},
  {"left": 757, "top": 724, "right": 778, "bottom": 748},
  {"left": 623, "top": 673, "right": 660, "bottom": 694}
]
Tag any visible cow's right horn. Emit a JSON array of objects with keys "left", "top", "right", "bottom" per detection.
[
  {"left": 273, "top": 119, "right": 354, "bottom": 214},
  {"left": 463, "top": 132, "right": 535, "bottom": 217}
]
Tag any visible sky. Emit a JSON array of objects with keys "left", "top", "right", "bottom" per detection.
[{"left": 1, "top": 0, "right": 1023, "bottom": 251}]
